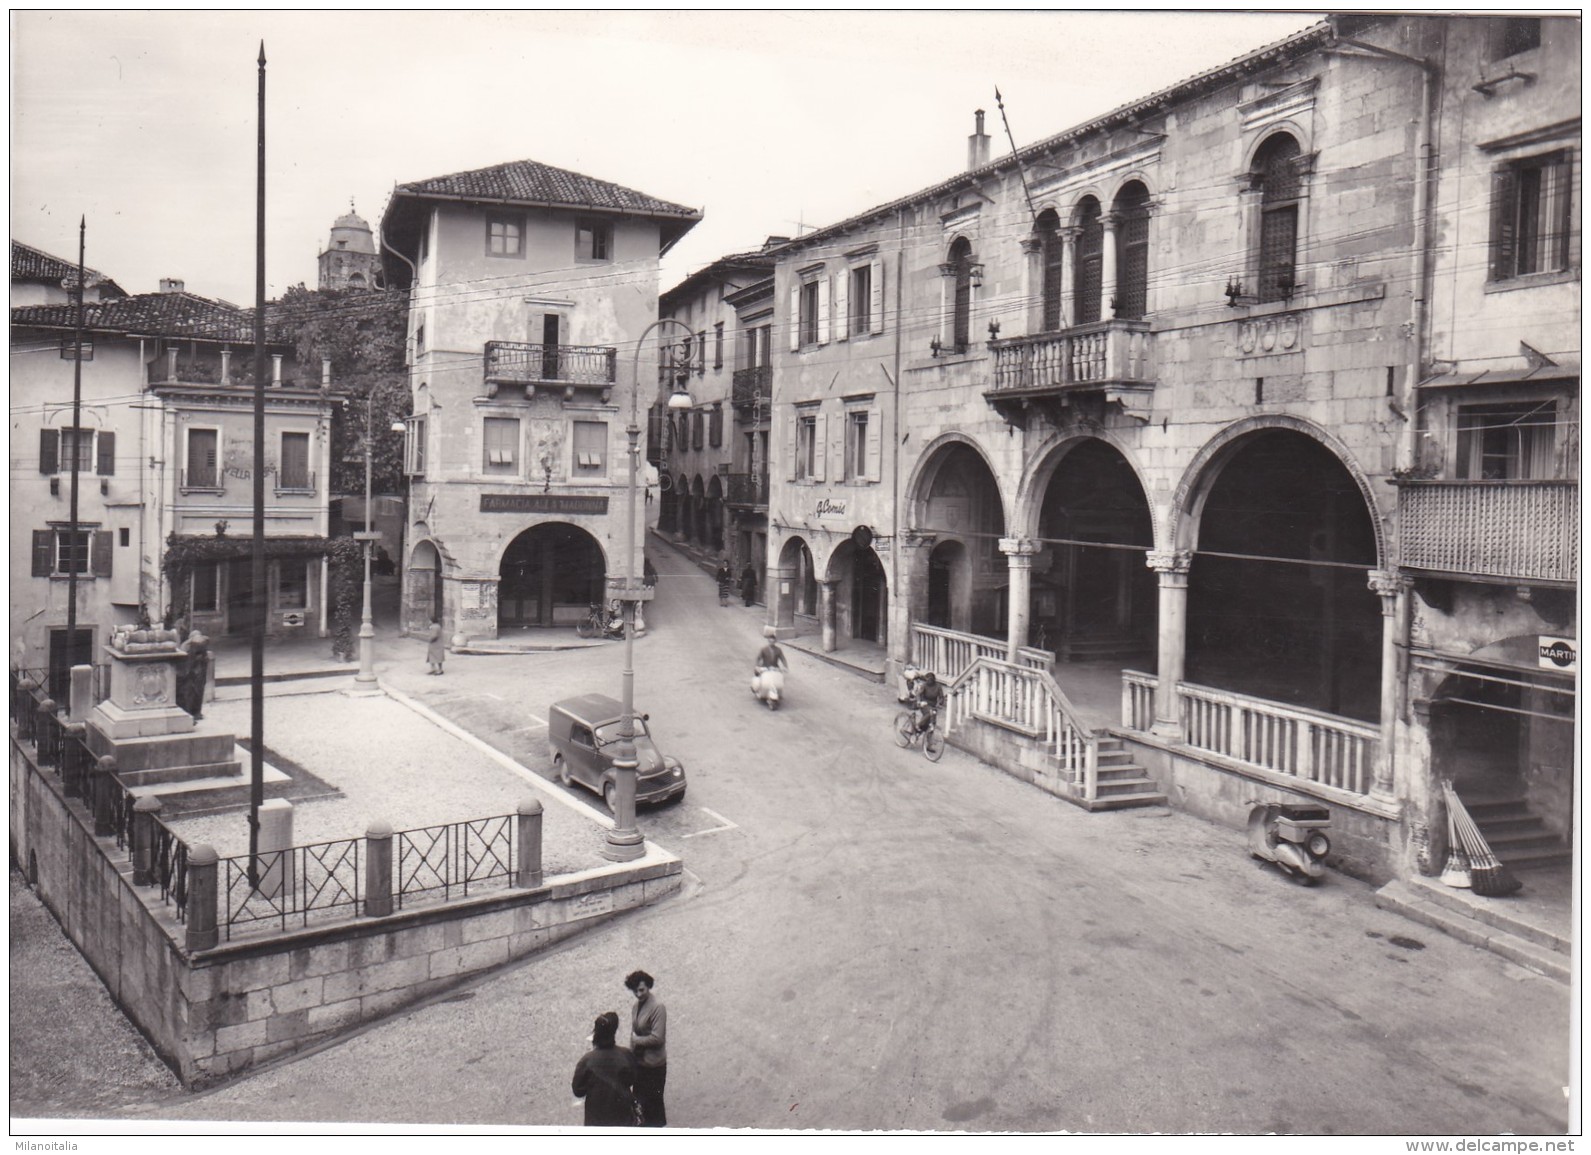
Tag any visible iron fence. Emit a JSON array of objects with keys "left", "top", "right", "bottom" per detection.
[
  {"left": 396, "top": 814, "right": 515, "bottom": 908},
  {"left": 152, "top": 819, "right": 190, "bottom": 922},
  {"left": 221, "top": 836, "right": 363, "bottom": 939}
]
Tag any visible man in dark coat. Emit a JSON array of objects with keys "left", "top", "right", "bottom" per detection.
[
  {"left": 178, "top": 631, "right": 210, "bottom": 720},
  {"left": 739, "top": 564, "right": 758, "bottom": 606},
  {"left": 571, "top": 1011, "right": 636, "bottom": 1127}
]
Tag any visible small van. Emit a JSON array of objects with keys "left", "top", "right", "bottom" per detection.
[{"left": 547, "top": 693, "right": 687, "bottom": 812}]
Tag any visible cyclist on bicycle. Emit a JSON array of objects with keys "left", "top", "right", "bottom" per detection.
[{"left": 899, "top": 668, "right": 942, "bottom": 733}]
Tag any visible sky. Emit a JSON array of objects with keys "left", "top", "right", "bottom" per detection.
[{"left": 11, "top": 10, "right": 1327, "bottom": 305}]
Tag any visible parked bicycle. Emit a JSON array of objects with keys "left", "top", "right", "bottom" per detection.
[{"left": 576, "top": 601, "right": 626, "bottom": 640}]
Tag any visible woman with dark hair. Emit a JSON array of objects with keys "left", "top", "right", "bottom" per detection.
[
  {"left": 625, "top": 969, "right": 668, "bottom": 1126},
  {"left": 571, "top": 1011, "right": 637, "bottom": 1127}
]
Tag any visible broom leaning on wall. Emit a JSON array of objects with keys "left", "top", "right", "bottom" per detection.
[{"left": 1441, "top": 779, "right": 1523, "bottom": 897}]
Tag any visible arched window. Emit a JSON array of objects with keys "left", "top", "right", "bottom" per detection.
[
  {"left": 1253, "top": 134, "right": 1302, "bottom": 303},
  {"left": 948, "top": 237, "right": 974, "bottom": 352},
  {"left": 1112, "top": 182, "right": 1150, "bottom": 319},
  {"left": 1035, "top": 209, "right": 1063, "bottom": 331},
  {"left": 1073, "top": 197, "right": 1103, "bottom": 324}
]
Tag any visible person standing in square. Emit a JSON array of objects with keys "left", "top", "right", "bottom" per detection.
[
  {"left": 571, "top": 1011, "right": 636, "bottom": 1127},
  {"left": 625, "top": 969, "right": 667, "bottom": 1126}
]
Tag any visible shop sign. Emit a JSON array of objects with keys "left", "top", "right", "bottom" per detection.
[
  {"left": 480, "top": 494, "right": 609, "bottom": 515},
  {"left": 815, "top": 498, "right": 848, "bottom": 519},
  {"left": 1538, "top": 636, "right": 1577, "bottom": 672}
]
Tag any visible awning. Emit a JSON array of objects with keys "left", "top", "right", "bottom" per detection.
[{"left": 1417, "top": 365, "right": 1579, "bottom": 389}]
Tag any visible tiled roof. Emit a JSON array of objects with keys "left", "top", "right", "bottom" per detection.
[
  {"left": 11, "top": 240, "right": 127, "bottom": 298},
  {"left": 395, "top": 157, "right": 700, "bottom": 221},
  {"left": 12, "top": 290, "right": 267, "bottom": 343},
  {"left": 660, "top": 249, "right": 775, "bottom": 309}
]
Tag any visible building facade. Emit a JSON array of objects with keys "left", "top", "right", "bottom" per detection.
[
  {"left": 760, "top": 13, "right": 1578, "bottom": 881},
  {"left": 380, "top": 158, "right": 700, "bottom": 640}
]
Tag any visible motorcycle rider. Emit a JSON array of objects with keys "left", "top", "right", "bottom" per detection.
[{"left": 753, "top": 626, "right": 787, "bottom": 701}]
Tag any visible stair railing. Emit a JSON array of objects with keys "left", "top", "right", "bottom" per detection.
[{"left": 943, "top": 655, "right": 1099, "bottom": 800}]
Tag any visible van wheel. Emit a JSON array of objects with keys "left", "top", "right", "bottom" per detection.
[
  {"left": 554, "top": 753, "right": 570, "bottom": 787},
  {"left": 603, "top": 780, "right": 619, "bottom": 813}
]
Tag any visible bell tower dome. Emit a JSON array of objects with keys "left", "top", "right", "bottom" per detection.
[{"left": 318, "top": 200, "right": 381, "bottom": 290}]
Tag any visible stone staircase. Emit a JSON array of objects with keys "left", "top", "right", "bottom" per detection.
[
  {"left": 1079, "top": 734, "right": 1167, "bottom": 811},
  {"left": 1056, "top": 632, "right": 1152, "bottom": 663},
  {"left": 1460, "top": 795, "right": 1572, "bottom": 870},
  {"left": 1374, "top": 874, "right": 1571, "bottom": 984}
]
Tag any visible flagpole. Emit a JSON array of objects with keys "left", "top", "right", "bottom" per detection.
[{"left": 249, "top": 41, "right": 267, "bottom": 875}]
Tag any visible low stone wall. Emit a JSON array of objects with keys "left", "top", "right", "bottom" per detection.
[
  {"left": 946, "top": 719, "right": 1080, "bottom": 805},
  {"left": 9, "top": 736, "right": 681, "bottom": 1087}
]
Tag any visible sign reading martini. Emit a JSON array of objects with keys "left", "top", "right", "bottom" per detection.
[{"left": 480, "top": 494, "right": 609, "bottom": 514}]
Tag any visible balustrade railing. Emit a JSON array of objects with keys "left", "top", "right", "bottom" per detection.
[
  {"left": 988, "top": 319, "right": 1152, "bottom": 392},
  {"left": 910, "top": 622, "right": 1053, "bottom": 681},
  {"left": 942, "top": 656, "right": 1099, "bottom": 797},
  {"left": 396, "top": 814, "right": 515, "bottom": 907},
  {"left": 731, "top": 365, "right": 772, "bottom": 409},
  {"left": 222, "top": 837, "right": 363, "bottom": 938},
  {"left": 726, "top": 472, "right": 769, "bottom": 506},
  {"left": 1398, "top": 479, "right": 1577, "bottom": 584},
  {"left": 485, "top": 340, "right": 617, "bottom": 387},
  {"left": 1177, "top": 681, "right": 1378, "bottom": 796},
  {"left": 1121, "top": 669, "right": 1157, "bottom": 732}
]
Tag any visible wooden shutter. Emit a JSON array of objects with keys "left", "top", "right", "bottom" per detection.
[
  {"left": 96, "top": 430, "right": 115, "bottom": 476},
  {"left": 92, "top": 530, "right": 112, "bottom": 578},
  {"left": 816, "top": 277, "right": 831, "bottom": 345},
  {"left": 812, "top": 412, "right": 827, "bottom": 482},
  {"left": 835, "top": 268, "right": 851, "bottom": 341},
  {"left": 1490, "top": 166, "right": 1519, "bottom": 280},
  {"left": 788, "top": 282, "right": 801, "bottom": 351},
  {"left": 39, "top": 429, "right": 58, "bottom": 475},
  {"left": 785, "top": 413, "right": 798, "bottom": 481},
  {"left": 870, "top": 259, "right": 885, "bottom": 333},
  {"left": 32, "top": 530, "right": 54, "bottom": 576},
  {"left": 865, "top": 409, "right": 882, "bottom": 482}
]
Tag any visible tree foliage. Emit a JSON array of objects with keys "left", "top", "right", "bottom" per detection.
[{"left": 275, "top": 285, "right": 410, "bottom": 495}]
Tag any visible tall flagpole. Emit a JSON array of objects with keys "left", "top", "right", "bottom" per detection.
[
  {"left": 249, "top": 42, "right": 267, "bottom": 874},
  {"left": 66, "top": 217, "right": 85, "bottom": 680}
]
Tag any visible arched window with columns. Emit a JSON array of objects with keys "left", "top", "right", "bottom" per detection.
[
  {"left": 948, "top": 237, "right": 975, "bottom": 352},
  {"left": 1112, "top": 182, "right": 1151, "bottom": 319},
  {"left": 1072, "top": 197, "right": 1104, "bottom": 324},
  {"left": 1252, "top": 133, "right": 1303, "bottom": 303},
  {"left": 1035, "top": 209, "right": 1064, "bottom": 331}
]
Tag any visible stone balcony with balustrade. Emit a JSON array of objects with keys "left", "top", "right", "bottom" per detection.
[
  {"left": 483, "top": 340, "right": 618, "bottom": 402},
  {"left": 984, "top": 318, "right": 1154, "bottom": 426}
]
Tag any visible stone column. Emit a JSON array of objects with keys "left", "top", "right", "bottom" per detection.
[
  {"left": 1000, "top": 537, "right": 1040, "bottom": 662},
  {"left": 185, "top": 843, "right": 219, "bottom": 953},
  {"left": 91, "top": 754, "right": 116, "bottom": 836},
  {"left": 819, "top": 580, "right": 838, "bottom": 653},
  {"left": 1146, "top": 550, "right": 1193, "bottom": 741},
  {"left": 1020, "top": 237, "right": 1043, "bottom": 333},
  {"left": 364, "top": 820, "right": 393, "bottom": 918},
  {"left": 1102, "top": 214, "right": 1120, "bottom": 316},
  {"left": 133, "top": 796, "right": 163, "bottom": 886},
  {"left": 1058, "top": 226, "right": 1079, "bottom": 331},
  {"left": 256, "top": 798, "right": 295, "bottom": 900},
  {"left": 68, "top": 664, "right": 94, "bottom": 723},
  {"left": 515, "top": 797, "right": 544, "bottom": 889},
  {"left": 1368, "top": 569, "right": 1407, "bottom": 800}
]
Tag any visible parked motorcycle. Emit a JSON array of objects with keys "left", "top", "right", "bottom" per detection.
[
  {"left": 1247, "top": 800, "right": 1332, "bottom": 883},
  {"left": 751, "top": 667, "right": 785, "bottom": 711}
]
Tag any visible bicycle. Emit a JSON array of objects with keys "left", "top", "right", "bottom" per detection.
[
  {"left": 576, "top": 602, "right": 625, "bottom": 640},
  {"left": 893, "top": 704, "right": 946, "bottom": 761}
]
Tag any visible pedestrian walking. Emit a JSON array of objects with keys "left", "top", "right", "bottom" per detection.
[
  {"left": 625, "top": 969, "right": 668, "bottom": 1126},
  {"left": 739, "top": 564, "right": 758, "bottom": 607},
  {"left": 178, "top": 630, "right": 210, "bottom": 720},
  {"left": 571, "top": 1011, "right": 637, "bottom": 1128},
  {"left": 425, "top": 618, "right": 445, "bottom": 675},
  {"left": 715, "top": 559, "right": 733, "bottom": 607}
]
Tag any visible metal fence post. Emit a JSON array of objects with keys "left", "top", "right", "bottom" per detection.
[
  {"left": 364, "top": 820, "right": 393, "bottom": 918},
  {"left": 515, "top": 797, "right": 543, "bottom": 889},
  {"left": 185, "top": 844, "right": 219, "bottom": 952},
  {"left": 36, "top": 699, "right": 58, "bottom": 767},
  {"left": 62, "top": 721, "right": 86, "bottom": 798},
  {"left": 133, "top": 796, "right": 163, "bottom": 886}
]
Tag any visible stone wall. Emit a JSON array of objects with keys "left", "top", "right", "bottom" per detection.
[{"left": 10, "top": 737, "right": 681, "bottom": 1087}]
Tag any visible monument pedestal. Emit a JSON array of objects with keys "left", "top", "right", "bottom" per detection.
[{"left": 88, "top": 636, "right": 241, "bottom": 788}]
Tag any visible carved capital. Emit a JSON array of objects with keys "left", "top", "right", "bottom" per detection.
[
  {"left": 998, "top": 536, "right": 1041, "bottom": 558},
  {"left": 1020, "top": 237, "right": 1044, "bottom": 256},
  {"left": 1367, "top": 568, "right": 1409, "bottom": 600},
  {"left": 1145, "top": 549, "right": 1193, "bottom": 575}
]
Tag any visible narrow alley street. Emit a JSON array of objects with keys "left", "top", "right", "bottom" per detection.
[{"left": 15, "top": 537, "right": 1573, "bottom": 1134}]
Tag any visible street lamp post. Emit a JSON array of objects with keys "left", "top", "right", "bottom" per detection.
[
  {"left": 603, "top": 318, "right": 695, "bottom": 862},
  {"left": 351, "top": 392, "right": 405, "bottom": 689}
]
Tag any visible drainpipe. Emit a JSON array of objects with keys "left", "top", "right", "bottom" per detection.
[{"left": 891, "top": 207, "right": 906, "bottom": 677}]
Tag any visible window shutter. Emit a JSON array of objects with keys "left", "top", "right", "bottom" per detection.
[
  {"left": 785, "top": 413, "right": 798, "bottom": 482},
  {"left": 39, "top": 429, "right": 58, "bottom": 475},
  {"left": 96, "top": 430, "right": 115, "bottom": 476},
  {"left": 92, "top": 530, "right": 112, "bottom": 578},
  {"left": 788, "top": 282, "right": 801, "bottom": 351},
  {"left": 32, "top": 530, "right": 53, "bottom": 577},
  {"left": 865, "top": 409, "right": 883, "bottom": 482},
  {"left": 812, "top": 412, "right": 827, "bottom": 482},
  {"left": 1489, "top": 166, "right": 1519, "bottom": 281},
  {"left": 835, "top": 269, "right": 851, "bottom": 341},
  {"left": 870, "top": 259, "right": 885, "bottom": 333},
  {"left": 816, "top": 276, "right": 831, "bottom": 345}
]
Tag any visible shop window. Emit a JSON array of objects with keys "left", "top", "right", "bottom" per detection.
[{"left": 276, "top": 559, "right": 309, "bottom": 610}]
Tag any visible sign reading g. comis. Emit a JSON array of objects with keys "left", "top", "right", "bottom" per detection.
[{"left": 1538, "top": 636, "right": 1577, "bottom": 672}]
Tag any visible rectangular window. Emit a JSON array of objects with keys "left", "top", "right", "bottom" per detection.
[
  {"left": 1490, "top": 17, "right": 1541, "bottom": 60},
  {"left": 576, "top": 220, "right": 611, "bottom": 261},
  {"left": 849, "top": 265, "right": 872, "bottom": 336},
  {"left": 1490, "top": 152, "right": 1574, "bottom": 280},
  {"left": 692, "top": 410, "right": 704, "bottom": 450},
  {"left": 276, "top": 559, "right": 309, "bottom": 610},
  {"left": 697, "top": 331, "right": 707, "bottom": 376},
  {"left": 1257, "top": 204, "right": 1299, "bottom": 303},
  {"left": 714, "top": 322, "right": 724, "bottom": 369},
  {"left": 845, "top": 410, "right": 869, "bottom": 481},
  {"left": 487, "top": 215, "right": 523, "bottom": 257},
  {"left": 799, "top": 281, "right": 820, "bottom": 346},
  {"left": 406, "top": 416, "right": 427, "bottom": 477},
  {"left": 1457, "top": 402, "right": 1557, "bottom": 480},
  {"left": 59, "top": 339, "right": 93, "bottom": 361},
  {"left": 192, "top": 563, "right": 219, "bottom": 612},
  {"left": 186, "top": 428, "right": 218, "bottom": 488},
  {"left": 573, "top": 420, "right": 607, "bottom": 474},
  {"left": 709, "top": 404, "right": 723, "bottom": 448},
  {"left": 796, "top": 414, "right": 817, "bottom": 481},
  {"left": 279, "top": 431, "right": 311, "bottom": 490},
  {"left": 414, "top": 321, "right": 426, "bottom": 356},
  {"left": 55, "top": 529, "right": 90, "bottom": 575},
  {"left": 60, "top": 428, "right": 94, "bottom": 473},
  {"left": 483, "top": 416, "right": 520, "bottom": 473}
]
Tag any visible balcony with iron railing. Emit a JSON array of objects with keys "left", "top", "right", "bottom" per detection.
[
  {"left": 726, "top": 472, "right": 769, "bottom": 508},
  {"left": 984, "top": 318, "right": 1153, "bottom": 424},
  {"left": 731, "top": 365, "right": 772, "bottom": 413},
  {"left": 484, "top": 340, "right": 618, "bottom": 400},
  {"left": 1398, "top": 479, "right": 1578, "bottom": 585}
]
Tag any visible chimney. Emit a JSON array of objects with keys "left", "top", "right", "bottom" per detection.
[
  {"left": 159, "top": 277, "right": 185, "bottom": 294},
  {"left": 968, "top": 109, "right": 991, "bottom": 172}
]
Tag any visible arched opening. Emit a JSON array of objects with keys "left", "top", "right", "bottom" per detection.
[
  {"left": 498, "top": 523, "right": 606, "bottom": 629},
  {"left": 705, "top": 474, "right": 725, "bottom": 555},
  {"left": 1035, "top": 439, "right": 1155, "bottom": 660},
  {"left": 948, "top": 237, "right": 974, "bottom": 353},
  {"left": 1252, "top": 133, "right": 1303, "bottom": 303},
  {"left": 1072, "top": 196, "right": 1104, "bottom": 325},
  {"left": 775, "top": 536, "right": 818, "bottom": 632},
  {"left": 1112, "top": 181, "right": 1150, "bottom": 319},
  {"left": 1186, "top": 430, "right": 1379, "bottom": 719},
  {"left": 672, "top": 472, "right": 689, "bottom": 538},
  {"left": 914, "top": 442, "right": 1006, "bottom": 638},
  {"left": 689, "top": 476, "right": 706, "bottom": 547},
  {"left": 828, "top": 540, "right": 888, "bottom": 645},
  {"left": 926, "top": 540, "right": 966, "bottom": 629},
  {"left": 405, "top": 539, "right": 445, "bottom": 633},
  {"left": 1034, "top": 208, "right": 1064, "bottom": 331}
]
